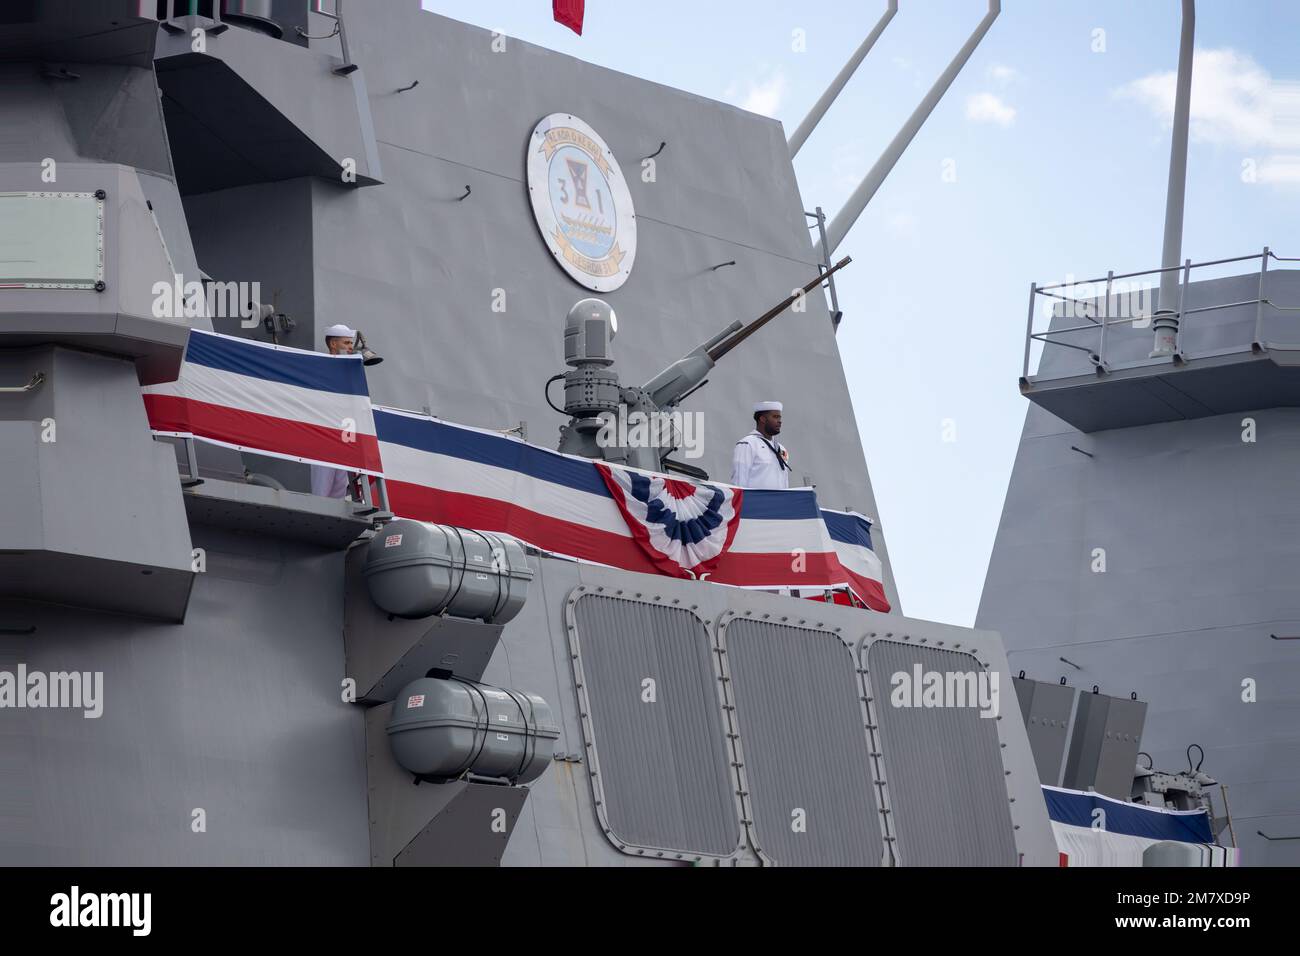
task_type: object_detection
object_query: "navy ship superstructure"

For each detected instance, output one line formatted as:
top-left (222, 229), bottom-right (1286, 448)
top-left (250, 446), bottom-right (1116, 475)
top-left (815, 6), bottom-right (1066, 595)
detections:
top-left (0, 0), bottom-right (1229, 867)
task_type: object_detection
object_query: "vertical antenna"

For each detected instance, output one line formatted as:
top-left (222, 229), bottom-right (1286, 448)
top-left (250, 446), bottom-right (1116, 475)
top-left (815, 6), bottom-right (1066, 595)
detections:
top-left (1151, 0), bottom-right (1196, 357)
top-left (788, 1), bottom-right (898, 158)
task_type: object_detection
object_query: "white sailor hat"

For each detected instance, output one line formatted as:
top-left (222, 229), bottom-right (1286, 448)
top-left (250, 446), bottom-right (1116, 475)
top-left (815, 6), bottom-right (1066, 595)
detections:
top-left (753, 401), bottom-right (783, 414)
top-left (323, 324), bottom-right (357, 339)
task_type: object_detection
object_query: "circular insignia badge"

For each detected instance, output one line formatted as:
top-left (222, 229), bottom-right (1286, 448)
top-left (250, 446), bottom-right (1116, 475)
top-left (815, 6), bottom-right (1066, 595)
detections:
top-left (527, 113), bottom-right (636, 292)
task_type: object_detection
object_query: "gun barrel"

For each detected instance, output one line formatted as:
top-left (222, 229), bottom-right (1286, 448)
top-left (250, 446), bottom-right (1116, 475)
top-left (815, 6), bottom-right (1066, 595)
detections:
top-left (701, 320), bottom-right (743, 354)
top-left (706, 256), bottom-right (852, 362)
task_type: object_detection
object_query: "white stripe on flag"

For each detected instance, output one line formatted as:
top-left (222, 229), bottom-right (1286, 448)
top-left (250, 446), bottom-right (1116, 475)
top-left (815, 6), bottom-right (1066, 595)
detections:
top-left (381, 440), bottom-right (850, 559)
top-left (730, 517), bottom-right (839, 555)
top-left (834, 540), bottom-right (884, 581)
top-left (379, 441), bottom-right (632, 537)
top-left (146, 362), bottom-right (377, 436)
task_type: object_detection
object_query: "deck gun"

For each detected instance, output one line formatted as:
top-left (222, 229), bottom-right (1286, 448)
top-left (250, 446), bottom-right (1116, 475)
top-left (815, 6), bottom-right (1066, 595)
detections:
top-left (550, 257), bottom-right (852, 474)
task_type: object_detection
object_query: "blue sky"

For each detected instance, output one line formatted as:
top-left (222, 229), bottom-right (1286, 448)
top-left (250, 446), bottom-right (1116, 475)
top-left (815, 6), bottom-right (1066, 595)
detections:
top-left (422, 0), bottom-right (1299, 625)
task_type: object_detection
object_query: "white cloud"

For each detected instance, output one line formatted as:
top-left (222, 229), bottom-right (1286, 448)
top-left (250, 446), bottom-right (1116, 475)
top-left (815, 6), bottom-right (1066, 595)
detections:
top-left (725, 68), bottom-right (788, 119)
top-left (965, 92), bottom-right (1016, 127)
top-left (987, 63), bottom-right (1021, 86)
top-left (1115, 48), bottom-right (1299, 151)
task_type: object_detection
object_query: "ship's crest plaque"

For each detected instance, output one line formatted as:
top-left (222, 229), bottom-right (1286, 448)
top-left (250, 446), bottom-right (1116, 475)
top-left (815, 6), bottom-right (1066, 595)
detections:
top-left (527, 113), bottom-right (636, 292)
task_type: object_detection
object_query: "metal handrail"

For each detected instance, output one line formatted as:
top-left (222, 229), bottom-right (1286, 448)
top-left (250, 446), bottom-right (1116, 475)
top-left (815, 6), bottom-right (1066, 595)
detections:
top-left (1028, 336), bottom-right (1096, 355)
top-left (1023, 248), bottom-right (1298, 380)
top-left (1035, 289), bottom-right (1103, 324)
top-left (307, 0), bottom-right (355, 74)
top-left (0, 372), bottom-right (43, 393)
top-left (1033, 322), bottom-right (1108, 336)
top-left (1034, 252), bottom-right (1266, 292)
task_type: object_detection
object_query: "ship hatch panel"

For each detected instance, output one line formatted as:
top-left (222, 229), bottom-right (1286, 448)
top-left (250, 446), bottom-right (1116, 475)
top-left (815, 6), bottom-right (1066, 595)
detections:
top-left (724, 619), bottom-right (884, 866)
top-left (867, 641), bottom-right (1017, 866)
top-left (571, 595), bottom-right (741, 859)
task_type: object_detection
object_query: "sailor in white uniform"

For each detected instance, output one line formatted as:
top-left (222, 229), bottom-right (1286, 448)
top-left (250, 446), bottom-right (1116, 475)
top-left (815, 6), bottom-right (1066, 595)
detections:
top-left (310, 324), bottom-right (358, 499)
top-left (730, 400), bottom-right (792, 489)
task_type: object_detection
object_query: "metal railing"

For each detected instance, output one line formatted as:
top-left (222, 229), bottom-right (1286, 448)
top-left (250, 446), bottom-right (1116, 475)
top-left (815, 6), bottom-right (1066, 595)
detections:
top-left (1022, 248), bottom-right (1300, 381)
top-left (175, 435), bottom-right (389, 514)
top-left (0, 373), bottom-right (43, 394)
top-left (806, 207), bottom-right (843, 330)
top-left (307, 0), bottom-right (356, 74)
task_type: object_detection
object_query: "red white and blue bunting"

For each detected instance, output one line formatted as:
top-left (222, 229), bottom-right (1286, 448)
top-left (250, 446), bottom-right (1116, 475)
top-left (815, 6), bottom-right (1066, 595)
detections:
top-left (595, 462), bottom-right (742, 579)
top-left (138, 330), bottom-right (890, 611)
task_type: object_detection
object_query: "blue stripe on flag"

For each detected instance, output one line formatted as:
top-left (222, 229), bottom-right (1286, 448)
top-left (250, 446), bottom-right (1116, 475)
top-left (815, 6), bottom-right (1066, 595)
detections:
top-left (375, 410), bottom-right (611, 497)
top-left (1043, 786), bottom-right (1214, 843)
top-left (185, 331), bottom-right (370, 396)
top-left (376, 410), bottom-right (841, 523)
top-left (741, 489), bottom-right (824, 520)
top-left (821, 509), bottom-right (874, 549)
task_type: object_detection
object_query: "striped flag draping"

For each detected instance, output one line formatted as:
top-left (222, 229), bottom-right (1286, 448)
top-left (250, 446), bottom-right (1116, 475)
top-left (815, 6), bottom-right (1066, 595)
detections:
top-left (374, 407), bottom-right (890, 611)
top-left (142, 330), bottom-right (382, 475)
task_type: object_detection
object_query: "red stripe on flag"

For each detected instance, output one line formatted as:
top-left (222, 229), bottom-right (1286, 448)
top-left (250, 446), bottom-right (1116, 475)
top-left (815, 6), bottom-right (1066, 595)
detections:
top-left (553, 0), bottom-right (584, 35)
top-left (385, 481), bottom-right (886, 607)
top-left (144, 394), bottom-right (383, 473)
top-left (389, 479), bottom-right (659, 573)
top-left (838, 567), bottom-right (891, 613)
top-left (709, 552), bottom-right (890, 610)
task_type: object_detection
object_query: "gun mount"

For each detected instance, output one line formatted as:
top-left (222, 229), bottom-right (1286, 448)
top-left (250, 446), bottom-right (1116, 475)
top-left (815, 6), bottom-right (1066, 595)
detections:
top-left (551, 258), bottom-right (852, 473)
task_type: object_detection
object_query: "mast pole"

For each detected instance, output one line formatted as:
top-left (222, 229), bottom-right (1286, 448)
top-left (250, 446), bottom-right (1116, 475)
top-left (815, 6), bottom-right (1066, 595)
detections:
top-left (819, 0), bottom-right (1001, 257)
top-left (788, 1), bottom-right (899, 158)
top-left (1151, 0), bottom-right (1196, 357)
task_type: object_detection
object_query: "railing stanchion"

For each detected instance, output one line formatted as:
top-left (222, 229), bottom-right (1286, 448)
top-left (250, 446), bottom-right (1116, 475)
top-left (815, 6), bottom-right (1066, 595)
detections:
top-left (1255, 246), bottom-right (1270, 347)
top-left (1099, 270), bottom-right (1113, 369)
top-left (181, 437), bottom-right (203, 487)
top-left (376, 477), bottom-right (391, 514)
top-left (1023, 282), bottom-right (1037, 380)
top-left (1175, 258), bottom-right (1191, 357)
top-left (335, 0), bottom-right (354, 72)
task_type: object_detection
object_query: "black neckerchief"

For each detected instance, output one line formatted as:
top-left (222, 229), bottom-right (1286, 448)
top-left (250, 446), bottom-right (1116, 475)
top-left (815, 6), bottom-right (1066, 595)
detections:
top-left (753, 432), bottom-right (790, 471)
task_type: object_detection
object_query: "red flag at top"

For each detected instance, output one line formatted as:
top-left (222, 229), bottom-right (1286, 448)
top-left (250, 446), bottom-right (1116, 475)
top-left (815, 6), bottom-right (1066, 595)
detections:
top-left (553, 0), bottom-right (584, 35)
